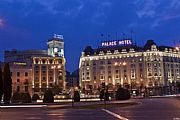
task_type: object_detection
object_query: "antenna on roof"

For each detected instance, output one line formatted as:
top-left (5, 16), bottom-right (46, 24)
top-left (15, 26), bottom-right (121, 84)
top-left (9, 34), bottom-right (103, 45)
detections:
top-left (123, 33), bottom-right (125, 40)
top-left (115, 32), bottom-right (117, 40)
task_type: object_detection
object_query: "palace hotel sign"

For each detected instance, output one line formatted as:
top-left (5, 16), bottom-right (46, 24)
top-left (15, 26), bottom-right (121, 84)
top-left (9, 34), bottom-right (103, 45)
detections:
top-left (101, 39), bottom-right (132, 47)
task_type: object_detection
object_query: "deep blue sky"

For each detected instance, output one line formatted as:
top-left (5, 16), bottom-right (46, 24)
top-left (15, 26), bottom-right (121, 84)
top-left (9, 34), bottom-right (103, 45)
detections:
top-left (0, 0), bottom-right (180, 72)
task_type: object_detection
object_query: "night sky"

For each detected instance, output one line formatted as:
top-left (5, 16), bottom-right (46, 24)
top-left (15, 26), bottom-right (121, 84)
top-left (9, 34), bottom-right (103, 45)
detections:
top-left (0, 0), bottom-right (180, 72)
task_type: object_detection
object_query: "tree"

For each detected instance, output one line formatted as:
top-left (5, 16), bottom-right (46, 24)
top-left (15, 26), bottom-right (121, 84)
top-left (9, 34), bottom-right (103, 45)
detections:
top-left (99, 89), bottom-right (104, 100)
top-left (0, 66), bottom-right (3, 102)
top-left (115, 87), bottom-right (131, 100)
top-left (11, 92), bottom-right (21, 103)
top-left (43, 90), bottom-right (54, 103)
top-left (32, 94), bottom-right (40, 102)
top-left (21, 93), bottom-right (31, 103)
top-left (52, 84), bottom-right (62, 95)
top-left (83, 46), bottom-right (94, 55)
top-left (177, 82), bottom-right (180, 93)
top-left (3, 63), bottom-right (12, 104)
top-left (74, 91), bottom-right (80, 102)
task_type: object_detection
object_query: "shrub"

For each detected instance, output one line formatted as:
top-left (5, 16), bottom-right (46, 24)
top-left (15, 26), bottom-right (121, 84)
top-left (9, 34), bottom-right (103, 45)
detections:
top-left (21, 93), bottom-right (31, 103)
top-left (104, 90), bottom-right (109, 101)
top-left (11, 92), bottom-right (21, 103)
top-left (115, 87), bottom-right (131, 100)
top-left (74, 91), bottom-right (80, 102)
top-left (43, 90), bottom-right (54, 103)
top-left (32, 94), bottom-right (40, 102)
top-left (99, 89), bottom-right (104, 100)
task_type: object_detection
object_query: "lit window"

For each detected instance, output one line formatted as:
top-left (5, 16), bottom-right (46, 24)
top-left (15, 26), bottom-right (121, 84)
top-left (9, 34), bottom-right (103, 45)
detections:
top-left (114, 62), bottom-right (118, 66)
top-left (122, 62), bottom-right (126, 66)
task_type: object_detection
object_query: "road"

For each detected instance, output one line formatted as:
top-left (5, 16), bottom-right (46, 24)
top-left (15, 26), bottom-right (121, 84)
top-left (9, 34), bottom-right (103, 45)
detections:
top-left (0, 98), bottom-right (179, 120)
top-left (108, 98), bottom-right (180, 120)
top-left (0, 107), bottom-right (118, 120)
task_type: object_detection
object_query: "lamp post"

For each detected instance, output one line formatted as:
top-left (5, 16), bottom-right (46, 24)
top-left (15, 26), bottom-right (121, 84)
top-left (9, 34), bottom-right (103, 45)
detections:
top-left (71, 78), bottom-right (74, 108)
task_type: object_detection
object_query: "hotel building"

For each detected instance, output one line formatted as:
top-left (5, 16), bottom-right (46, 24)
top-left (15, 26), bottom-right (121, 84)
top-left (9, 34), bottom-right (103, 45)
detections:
top-left (79, 40), bottom-right (180, 95)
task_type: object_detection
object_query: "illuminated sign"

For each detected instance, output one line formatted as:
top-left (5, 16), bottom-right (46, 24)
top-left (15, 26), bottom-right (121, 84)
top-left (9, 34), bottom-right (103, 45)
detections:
top-left (14, 62), bottom-right (27, 65)
top-left (101, 40), bottom-right (132, 47)
top-left (53, 34), bottom-right (64, 39)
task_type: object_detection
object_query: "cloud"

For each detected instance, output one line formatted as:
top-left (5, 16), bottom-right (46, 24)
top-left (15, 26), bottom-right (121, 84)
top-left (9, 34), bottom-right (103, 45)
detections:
top-left (0, 18), bottom-right (4, 27)
top-left (151, 0), bottom-right (180, 28)
top-left (133, 0), bottom-right (180, 28)
top-left (90, 1), bottom-right (112, 25)
top-left (134, 0), bottom-right (159, 18)
top-left (1, 0), bottom-right (113, 24)
top-left (170, 0), bottom-right (180, 9)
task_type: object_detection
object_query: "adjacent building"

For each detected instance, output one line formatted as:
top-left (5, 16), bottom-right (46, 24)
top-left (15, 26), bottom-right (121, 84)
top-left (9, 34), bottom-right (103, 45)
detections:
top-left (79, 40), bottom-right (180, 95)
top-left (4, 34), bottom-right (66, 96)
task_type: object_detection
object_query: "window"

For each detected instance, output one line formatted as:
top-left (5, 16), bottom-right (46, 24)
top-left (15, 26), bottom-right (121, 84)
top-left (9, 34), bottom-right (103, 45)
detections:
top-left (107, 60), bottom-right (111, 64)
top-left (59, 76), bottom-right (62, 80)
top-left (17, 86), bottom-right (20, 92)
top-left (49, 83), bottom-right (53, 87)
top-left (42, 60), bottom-right (46, 64)
top-left (35, 77), bottom-right (38, 81)
top-left (35, 66), bottom-right (39, 69)
top-left (86, 72), bottom-right (89, 75)
top-left (115, 75), bottom-right (119, 78)
top-left (25, 86), bottom-right (28, 92)
top-left (17, 79), bottom-right (20, 83)
top-left (25, 72), bottom-right (28, 77)
top-left (42, 83), bottom-right (46, 88)
top-left (154, 63), bottom-right (157, 67)
top-left (35, 59), bottom-right (38, 64)
top-left (17, 72), bottom-right (20, 77)
top-left (59, 59), bottom-right (62, 64)
top-left (42, 77), bottom-right (46, 81)
top-left (49, 60), bottom-right (53, 64)
top-left (100, 66), bottom-right (104, 69)
top-left (139, 63), bottom-right (142, 67)
top-left (42, 66), bottom-right (46, 69)
top-left (100, 75), bottom-right (104, 79)
top-left (86, 61), bottom-right (90, 66)
top-left (100, 61), bottom-right (104, 65)
top-left (115, 70), bottom-right (119, 73)
top-left (93, 61), bottom-right (96, 65)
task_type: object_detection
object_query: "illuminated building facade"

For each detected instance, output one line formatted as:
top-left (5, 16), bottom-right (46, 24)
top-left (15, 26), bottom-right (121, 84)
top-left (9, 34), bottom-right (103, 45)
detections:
top-left (10, 62), bottom-right (32, 94)
top-left (79, 40), bottom-right (180, 95)
top-left (32, 34), bottom-right (66, 95)
top-left (4, 34), bottom-right (66, 96)
top-left (32, 57), bottom-right (66, 95)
